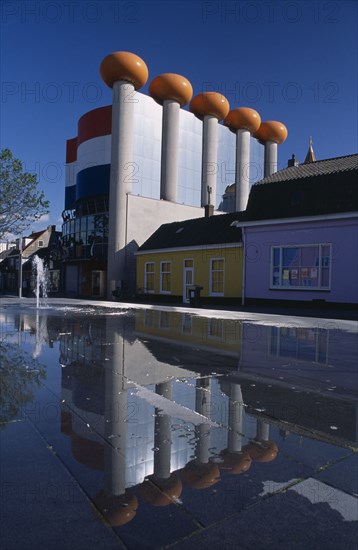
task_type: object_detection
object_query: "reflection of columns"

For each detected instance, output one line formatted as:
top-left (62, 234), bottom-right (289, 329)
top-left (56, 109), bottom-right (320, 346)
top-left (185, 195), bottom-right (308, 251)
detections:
top-left (153, 381), bottom-right (173, 479)
top-left (100, 51), bottom-right (148, 297)
top-left (243, 416), bottom-right (279, 463)
top-left (254, 121), bottom-right (288, 178)
top-left (195, 377), bottom-right (211, 464)
top-left (257, 419), bottom-right (270, 442)
top-left (190, 92), bottom-right (230, 208)
top-left (140, 379), bottom-right (182, 506)
top-left (227, 383), bottom-right (243, 453)
top-left (224, 107), bottom-right (261, 211)
top-left (149, 73), bottom-right (193, 202)
top-left (220, 382), bottom-right (251, 475)
top-left (94, 315), bottom-right (138, 525)
top-left (180, 377), bottom-right (220, 489)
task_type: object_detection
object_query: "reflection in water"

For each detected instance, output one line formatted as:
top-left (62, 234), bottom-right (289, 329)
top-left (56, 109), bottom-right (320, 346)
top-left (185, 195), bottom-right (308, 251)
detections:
top-left (1, 307), bottom-right (357, 528)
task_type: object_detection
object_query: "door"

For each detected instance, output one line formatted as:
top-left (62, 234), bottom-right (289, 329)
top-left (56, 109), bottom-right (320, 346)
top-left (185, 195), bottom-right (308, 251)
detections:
top-left (183, 259), bottom-right (194, 303)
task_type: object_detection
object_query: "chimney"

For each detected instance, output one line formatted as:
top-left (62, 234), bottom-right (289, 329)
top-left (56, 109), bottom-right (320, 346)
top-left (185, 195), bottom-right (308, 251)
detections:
top-left (204, 204), bottom-right (214, 217)
top-left (287, 154), bottom-right (299, 167)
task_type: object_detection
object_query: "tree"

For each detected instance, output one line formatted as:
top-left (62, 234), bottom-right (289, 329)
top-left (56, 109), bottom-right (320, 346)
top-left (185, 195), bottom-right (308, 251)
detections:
top-left (0, 148), bottom-right (50, 240)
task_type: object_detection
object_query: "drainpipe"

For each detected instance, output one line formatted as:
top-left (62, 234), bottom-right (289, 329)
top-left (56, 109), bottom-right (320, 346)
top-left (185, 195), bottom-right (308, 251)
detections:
top-left (241, 226), bottom-right (245, 306)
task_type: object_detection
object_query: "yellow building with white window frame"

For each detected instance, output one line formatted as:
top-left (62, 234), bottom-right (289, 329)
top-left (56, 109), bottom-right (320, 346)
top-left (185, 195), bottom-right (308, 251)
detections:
top-left (136, 213), bottom-right (243, 305)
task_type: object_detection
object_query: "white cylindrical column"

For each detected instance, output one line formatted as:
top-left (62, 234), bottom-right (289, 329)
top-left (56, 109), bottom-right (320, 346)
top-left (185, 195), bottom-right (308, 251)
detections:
top-left (201, 116), bottom-right (218, 206)
top-left (224, 107), bottom-right (261, 212)
top-left (150, 73), bottom-right (193, 203)
top-left (190, 92), bottom-right (230, 209)
top-left (235, 129), bottom-right (251, 211)
top-left (100, 51), bottom-right (148, 299)
top-left (195, 377), bottom-right (211, 464)
top-left (254, 120), bottom-right (288, 179)
top-left (161, 100), bottom-right (180, 202)
top-left (257, 419), bottom-right (270, 442)
top-left (107, 80), bottom-right (135, 296)
top-left (264, 140), bottom-right (278, 177)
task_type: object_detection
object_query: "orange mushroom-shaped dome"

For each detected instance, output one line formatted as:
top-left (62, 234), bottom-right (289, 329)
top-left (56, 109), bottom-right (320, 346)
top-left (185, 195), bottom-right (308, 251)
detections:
top-left (254, 121), bottom-right (288, 144)
top-left (180, 461), bottom-right (220, 489)
top-left (149, 73), bottom-right (193, 107)
top-left (93, 490), bottom-right (138, 526)
top-left (100, 51), bottom-right (148, 89)
top-left (243, 440), bottom-right (279, 463)
top-left (224, 107), bottom-right (261, 134)
top-left (219, 450), bottom-right (252, 475)
top-left (139, 475), bottom-right (182, 506)
top-left (189, 92), bottom-right (230, 121)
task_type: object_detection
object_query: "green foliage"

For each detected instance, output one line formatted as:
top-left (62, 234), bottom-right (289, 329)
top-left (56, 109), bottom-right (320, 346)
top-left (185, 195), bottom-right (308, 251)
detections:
top-left (0, 148), bottom-right (50, 239)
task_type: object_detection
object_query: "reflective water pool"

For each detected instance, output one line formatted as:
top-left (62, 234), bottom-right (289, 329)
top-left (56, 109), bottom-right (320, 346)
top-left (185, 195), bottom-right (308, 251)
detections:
top-left (1, 301), bottom-right (357, 549)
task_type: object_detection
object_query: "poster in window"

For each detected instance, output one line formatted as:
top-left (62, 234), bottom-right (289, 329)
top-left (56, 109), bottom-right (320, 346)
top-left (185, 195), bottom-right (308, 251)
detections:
top-left (291, 269), bottom-right (298, 280)
top-left (310, 267), bottom-right (318, 278)
top-left (282, 269), bottom-right (290, 286)
top-left (301, 268), bottom-right (309, 278)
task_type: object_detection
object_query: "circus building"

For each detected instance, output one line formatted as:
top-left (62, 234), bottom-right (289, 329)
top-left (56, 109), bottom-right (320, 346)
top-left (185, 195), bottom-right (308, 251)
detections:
top-left (62, 51), bottom-right (287, 299)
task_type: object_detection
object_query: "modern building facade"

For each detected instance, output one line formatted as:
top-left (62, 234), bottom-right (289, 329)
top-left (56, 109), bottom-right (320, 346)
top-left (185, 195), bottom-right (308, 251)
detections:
top-left (62, 51), bottom-right (289, 299)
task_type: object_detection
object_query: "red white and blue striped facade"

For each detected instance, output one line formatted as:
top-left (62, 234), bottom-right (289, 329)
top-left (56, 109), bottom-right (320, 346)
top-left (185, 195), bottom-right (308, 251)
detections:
top-left (65, 91), bottom-right (264, 212)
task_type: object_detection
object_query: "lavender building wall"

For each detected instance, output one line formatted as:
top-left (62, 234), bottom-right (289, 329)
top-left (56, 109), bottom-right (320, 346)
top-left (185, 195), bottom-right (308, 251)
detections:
top-left (243, 215), bottom-right (358, 305)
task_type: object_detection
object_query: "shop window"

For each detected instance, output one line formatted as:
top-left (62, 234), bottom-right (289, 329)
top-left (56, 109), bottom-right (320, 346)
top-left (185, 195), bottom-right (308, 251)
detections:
top-left (160, 261), bottom-right (171, 293)
top-left (210, 258), bottom-right (224, 295)
top-left (271, 244), bottom-right (331, 290)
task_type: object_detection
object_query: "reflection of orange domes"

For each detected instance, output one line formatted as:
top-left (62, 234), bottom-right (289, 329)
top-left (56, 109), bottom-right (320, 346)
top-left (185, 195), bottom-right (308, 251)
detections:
top-left (180, 461), bottom-right (220, 489)
top-left (71, 434), bottom-right (104, 471)
top-left (254, 121), bottom-right (288, 144)
top-left (94, 490), bottom-right (138, 526)
top-left (61, 411), bottom-right (73, 435)
top-left (100, 51), bottom-right (148, 89)
top-left (224, 107), bottom-right (261, 134)
top-left (220, 450), bottom-right (252, 474)
top-left (139, 475), bottom-right (182, 506)
top-left (243, 440), bottom-right (279, 463)
top-left (149, 74), bottom-right (193, 107)
top-left (189, 92), bottom-right (230, 120)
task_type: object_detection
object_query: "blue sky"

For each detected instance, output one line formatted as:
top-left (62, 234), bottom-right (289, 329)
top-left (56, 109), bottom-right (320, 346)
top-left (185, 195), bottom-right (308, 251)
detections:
top-left (1, 0), bottom-right (357, 233)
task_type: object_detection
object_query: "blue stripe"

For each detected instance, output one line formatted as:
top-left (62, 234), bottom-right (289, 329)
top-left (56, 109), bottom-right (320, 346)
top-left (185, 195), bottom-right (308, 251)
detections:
top-left (65, 186), bottom-right (76, 209)
top-left (76, 164), bottom-right (110, 201)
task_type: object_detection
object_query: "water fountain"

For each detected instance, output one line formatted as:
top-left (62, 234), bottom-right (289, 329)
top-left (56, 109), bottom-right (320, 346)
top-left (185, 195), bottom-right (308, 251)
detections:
top-left (32, 255), bottom-right (48, 309)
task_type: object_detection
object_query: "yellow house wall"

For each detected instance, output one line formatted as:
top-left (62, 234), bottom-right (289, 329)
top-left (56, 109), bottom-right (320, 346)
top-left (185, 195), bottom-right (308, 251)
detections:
top-left (136, 245), bottom-right (242, 298)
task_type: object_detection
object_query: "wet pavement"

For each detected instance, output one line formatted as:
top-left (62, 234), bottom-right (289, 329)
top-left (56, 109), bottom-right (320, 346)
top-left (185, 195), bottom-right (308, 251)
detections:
top-left (1, 298), bottom-right (357, 549)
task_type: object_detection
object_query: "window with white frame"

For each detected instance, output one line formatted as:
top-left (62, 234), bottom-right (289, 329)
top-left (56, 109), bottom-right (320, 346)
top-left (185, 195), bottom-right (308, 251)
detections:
top-left (144, 262), bottom-right (155, 292)
top-left (160, 261), bottom-right (172, 293)
top-left (271, 244), bottom-right (331, 290)
top-left (210, 258), bottom-right (224, 295)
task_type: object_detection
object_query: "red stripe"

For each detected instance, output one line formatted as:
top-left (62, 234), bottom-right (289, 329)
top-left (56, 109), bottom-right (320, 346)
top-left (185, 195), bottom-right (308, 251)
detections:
top-left (66, 137), bottom-right (78, 163)
top-left (77, 105), bottom-right (112, 146)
